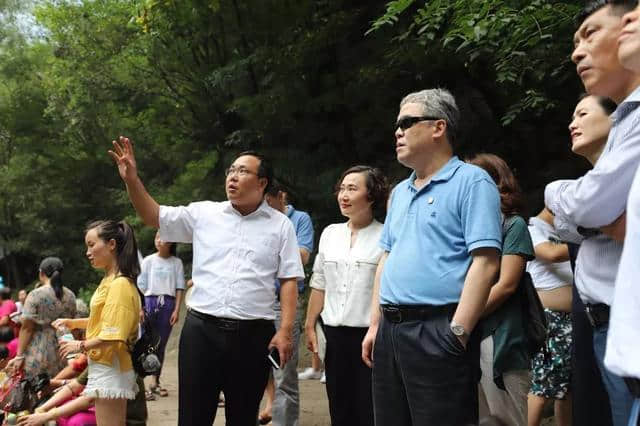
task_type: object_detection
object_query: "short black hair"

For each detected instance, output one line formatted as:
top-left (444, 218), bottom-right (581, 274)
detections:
top-left (237, 150), bottom-right (273, 195)
top-left (0, 288), bottom-right (11, 301)
top-left (578, 0), bottom-right (638, 26)
top-left (265, 178), bottom-right (286, 198)
top-left (0, 327), bottom-right (13, 343)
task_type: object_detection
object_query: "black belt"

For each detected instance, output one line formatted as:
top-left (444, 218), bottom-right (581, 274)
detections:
top-left (584, 303), bottom-right (610, 328)
top-left (187, 308), bottom-right (273, 331)
top-left (380, 304), bottom-right (455, 324)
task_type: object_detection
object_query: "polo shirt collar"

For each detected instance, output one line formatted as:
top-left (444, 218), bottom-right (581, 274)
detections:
top-left (223, 200), bottom-right (273, 218)
top-left (286, 205), bottom-right (295, 218)
top-left (408, 156), bottom-right (462, 190)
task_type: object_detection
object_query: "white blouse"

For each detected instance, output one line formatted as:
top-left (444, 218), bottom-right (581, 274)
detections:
top-left (310, 220), bottom-right (384, 327)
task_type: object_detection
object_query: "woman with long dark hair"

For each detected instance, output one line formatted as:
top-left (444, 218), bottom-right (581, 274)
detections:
top-left (466, 153), bottom-right (535, 426)
top-left (7, 257), bottom-right (76, 379)
top-left (53, 220), bottom-right (142, 426)
top-left (304, 165), bottom-right (388, 426)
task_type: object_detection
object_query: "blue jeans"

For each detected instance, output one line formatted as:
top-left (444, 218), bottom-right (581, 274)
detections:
top-left (593, 324), bottom-right (635, 426)
top-left (629, 399), bottom-right (640, 426)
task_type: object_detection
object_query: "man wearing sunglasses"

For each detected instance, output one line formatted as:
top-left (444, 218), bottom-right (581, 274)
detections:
top-left (108, 137), bottom-right (304, 426)
top-left (361, 88), bottom-right (502, 425)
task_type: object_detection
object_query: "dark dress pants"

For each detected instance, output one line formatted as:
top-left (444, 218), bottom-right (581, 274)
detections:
top-left (571, 285), bottom-right (613, 426)
top-left (323, 325), bottom-right (373, 426)
top-left (178, 310), bottom-right (275, 426)
top-left (372, 308), bottom-right (480, 426)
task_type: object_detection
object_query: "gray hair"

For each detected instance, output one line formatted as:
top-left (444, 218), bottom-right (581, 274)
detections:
top-left (400, 88), bottom-right (460, 148)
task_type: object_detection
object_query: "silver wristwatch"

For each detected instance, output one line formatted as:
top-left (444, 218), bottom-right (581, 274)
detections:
top-left (450, 320), bottom-right (468, 338)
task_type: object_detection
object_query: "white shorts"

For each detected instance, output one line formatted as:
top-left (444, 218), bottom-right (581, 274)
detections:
top-left (82, 357), bottom-right (137, 400)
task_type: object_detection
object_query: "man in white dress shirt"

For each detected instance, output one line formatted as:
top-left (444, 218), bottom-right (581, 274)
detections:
top-left (604, 2), bottom-right (640, 424)
top-left (545, 1), bottom-right (640, 424)
top-left (109, 137), bottom-right (304, 426)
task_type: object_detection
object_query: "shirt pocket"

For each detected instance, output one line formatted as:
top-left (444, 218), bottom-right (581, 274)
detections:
top-left (321, 260), bottom-right (340, 292)
top-left (352, 260), bottom-right (378, 291)
top-left (247, 236), bottom-right (279, 271)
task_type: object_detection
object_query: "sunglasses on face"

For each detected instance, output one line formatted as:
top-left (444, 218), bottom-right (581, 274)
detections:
top-left (395, 115), bottom-right (442, 131)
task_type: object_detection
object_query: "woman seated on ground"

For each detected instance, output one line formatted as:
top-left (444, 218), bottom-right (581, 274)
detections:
top-left (17, 368), bottom-right (96, 426)
top-left (48, 354), bottom-right (88, 390)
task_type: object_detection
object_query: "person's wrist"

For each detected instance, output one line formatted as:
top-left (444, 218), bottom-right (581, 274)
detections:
top-left (124, 173), bottom-right (141, 186)
top-left (279, 322), bottom-right (294, 334)
top-left (47, 407), bottom-right (59, 420)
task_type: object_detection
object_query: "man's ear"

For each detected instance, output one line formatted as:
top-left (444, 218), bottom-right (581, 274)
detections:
top-left (432, 119), bottom-right (447, 140)
top-left (258, 177), bottom-right (268, 192)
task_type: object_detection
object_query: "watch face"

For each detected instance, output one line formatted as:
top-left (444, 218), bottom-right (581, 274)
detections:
top-left (451, 325), bottom-right (465, 336)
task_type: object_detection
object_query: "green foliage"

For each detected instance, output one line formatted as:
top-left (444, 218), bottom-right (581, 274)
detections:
top-left (0, 0), bottom-right (596, 296)
top-left (369, 0), bottom-right (580, 124)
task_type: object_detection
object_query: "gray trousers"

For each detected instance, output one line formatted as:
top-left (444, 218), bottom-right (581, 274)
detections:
top-left (272, 299), bottom-right (301, 426)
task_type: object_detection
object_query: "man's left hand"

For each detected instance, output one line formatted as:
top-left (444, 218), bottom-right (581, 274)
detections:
top-left (268, 329), bottom-right (293, 368)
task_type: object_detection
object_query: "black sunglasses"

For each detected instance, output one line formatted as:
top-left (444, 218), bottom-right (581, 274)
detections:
top-left (395, 115), bottom-right (442, 131)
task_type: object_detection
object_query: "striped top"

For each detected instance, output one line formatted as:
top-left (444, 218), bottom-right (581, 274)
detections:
top-left (545, 86), bottom-right (640, 305)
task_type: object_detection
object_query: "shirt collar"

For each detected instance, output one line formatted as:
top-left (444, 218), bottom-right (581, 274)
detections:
top-left (222, 200), bottom-right (273, 218)
top-left (286, 205), bottom-right (295, 218)
top-left (613, 85), bottom-right (640, 122)
top-left (408, 156), bottom-right (462, 190)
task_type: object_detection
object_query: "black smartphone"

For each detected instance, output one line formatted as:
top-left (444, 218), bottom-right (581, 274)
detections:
top-left (267, 347), bottom-right (281, 369)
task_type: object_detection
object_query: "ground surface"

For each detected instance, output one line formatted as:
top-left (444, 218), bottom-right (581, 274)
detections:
top-left (144, 308), bottom-right (554, 425)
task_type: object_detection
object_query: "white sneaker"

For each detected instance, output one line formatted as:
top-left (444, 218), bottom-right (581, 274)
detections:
top-left (320, 372), bottom-right (326, 383)
top-left (298, 367), bottom-right (322, 380)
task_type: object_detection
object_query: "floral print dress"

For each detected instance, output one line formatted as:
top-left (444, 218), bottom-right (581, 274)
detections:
top-left (21, 285), bottom-right (76, 379)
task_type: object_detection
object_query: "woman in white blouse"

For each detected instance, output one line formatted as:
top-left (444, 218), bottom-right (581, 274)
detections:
top-left (304, 165), bottom-right (388, 426)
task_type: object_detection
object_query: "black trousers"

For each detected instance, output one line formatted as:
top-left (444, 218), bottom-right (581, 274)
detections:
top-left (372, 306), bottom-right (480, 426)
top-left (571, 285), bottom-right (613, 426)
top-left (177, 310), bottom-right (275, 426)
top-left (323, 325), bottom-right (373, 426)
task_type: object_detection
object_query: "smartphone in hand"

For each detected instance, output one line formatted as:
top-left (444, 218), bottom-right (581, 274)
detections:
top-left (267, 347), bottom-right (281, 369)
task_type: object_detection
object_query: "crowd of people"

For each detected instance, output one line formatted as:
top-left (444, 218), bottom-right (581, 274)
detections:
top-left (1, 0), bottom-right (640, 425)
top-left (0, 221), bottom-right (149, 425)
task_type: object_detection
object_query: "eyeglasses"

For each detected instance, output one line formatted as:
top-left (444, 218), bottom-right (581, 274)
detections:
top-left (225, 166), bottom-right (259, 177)
top-left (395, 116), bottom-right (442, 131)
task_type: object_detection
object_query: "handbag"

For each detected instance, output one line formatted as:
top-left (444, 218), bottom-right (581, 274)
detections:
top-left (130, 289), bottom-right (162, 377)
top-left (0, 372), bottom-right (36, 414)
top-left (502, 216), bottom-right (548, 357)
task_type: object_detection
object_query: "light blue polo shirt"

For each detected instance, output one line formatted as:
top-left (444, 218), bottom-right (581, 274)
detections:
top-left (380, 156), bottom-right (502, 305)
top-left (276, 205), bottom-right (314, 294)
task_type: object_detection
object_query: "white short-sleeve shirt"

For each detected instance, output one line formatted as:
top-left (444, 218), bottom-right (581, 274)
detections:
top-left (310, 220), bottom-right (384, 327)
top-left (158, 200), bottom-right (305, 320)
top-left (526, 217), bottom-right (573, 291)
top-left (137, 254), bottom-right (185, 297)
